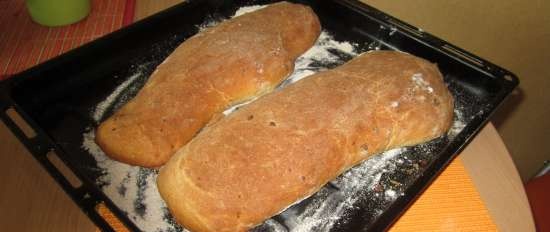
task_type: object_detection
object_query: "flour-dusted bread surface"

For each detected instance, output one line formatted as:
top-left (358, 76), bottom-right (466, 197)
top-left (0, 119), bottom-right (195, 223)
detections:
top-left (157, 51), bottom-right (454, 232)
top-left (95, 2), bottom-right (320, 167)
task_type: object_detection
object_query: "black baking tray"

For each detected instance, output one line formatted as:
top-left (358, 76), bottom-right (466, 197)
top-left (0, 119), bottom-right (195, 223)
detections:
top-left (0, 0), bottom-right (518, 231)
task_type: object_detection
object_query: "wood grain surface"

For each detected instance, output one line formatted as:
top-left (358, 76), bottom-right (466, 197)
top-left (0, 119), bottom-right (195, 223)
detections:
top-left (461, 124), bottom-right (535, 232)
top-left (0, 122), bottom-right (96, 232)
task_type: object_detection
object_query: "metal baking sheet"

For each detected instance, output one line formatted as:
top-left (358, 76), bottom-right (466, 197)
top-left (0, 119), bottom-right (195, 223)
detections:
top-left (0, 0), bottom-right (518, 231)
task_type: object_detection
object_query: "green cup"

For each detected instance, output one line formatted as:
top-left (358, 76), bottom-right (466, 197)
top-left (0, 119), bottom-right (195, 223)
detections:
top-left (26, 0), bottom-right (91, 27)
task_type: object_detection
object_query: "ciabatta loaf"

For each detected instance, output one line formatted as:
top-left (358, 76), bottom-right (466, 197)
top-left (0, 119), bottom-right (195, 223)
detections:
top-left (95, 2), bottom-right (321, 167)
top-left (157, 51), bottom-right (454, 232)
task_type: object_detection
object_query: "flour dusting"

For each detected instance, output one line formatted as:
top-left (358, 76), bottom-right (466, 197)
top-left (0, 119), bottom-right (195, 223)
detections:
top-left (449, 109), bottom-right (466, 137)
top-left (283, 31), bottom-right (357, 85)
top-left (411, 73), bottom-right (434, 93)
top-left (197, 19), bottom-right (219, 32)
top-left (222, 98), bottom-right (254, 115)
top-left (384, 189), bottom-right (397, 200)
top-left (233, 5), bottom-right (267, 17)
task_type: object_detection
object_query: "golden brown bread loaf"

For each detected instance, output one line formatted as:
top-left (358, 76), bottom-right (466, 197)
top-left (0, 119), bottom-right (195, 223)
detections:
top-left (157, 51), bottom-right (454, 232)
top-left (95, 2), bottom-right (321, 167)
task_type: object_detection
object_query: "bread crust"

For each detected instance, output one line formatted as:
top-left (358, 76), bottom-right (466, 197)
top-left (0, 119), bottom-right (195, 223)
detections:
top-left (157, 51), bottom-right (454, 232)
top-left (95, 2), bottom-right (321, 167)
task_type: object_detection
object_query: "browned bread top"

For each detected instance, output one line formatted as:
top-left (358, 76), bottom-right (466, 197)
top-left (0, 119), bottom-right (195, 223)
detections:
top-left (95, 2), bottom-right (321, 167)
top-left (157, 51), bottom-right (454, 232)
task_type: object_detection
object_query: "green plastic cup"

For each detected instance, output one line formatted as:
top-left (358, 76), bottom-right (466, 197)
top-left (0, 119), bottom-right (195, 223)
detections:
top-left (26, 0), bottom-right (91, 27)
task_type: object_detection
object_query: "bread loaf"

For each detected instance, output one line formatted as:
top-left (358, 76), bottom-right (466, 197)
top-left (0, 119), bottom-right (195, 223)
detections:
top-left (95, 2), bottom-right (321, 167)
top-left (157, 51), bottom-right (454, 232)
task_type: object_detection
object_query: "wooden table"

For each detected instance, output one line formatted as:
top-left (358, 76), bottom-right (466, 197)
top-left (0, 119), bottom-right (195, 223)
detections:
top-left (0, 1), bottom-right (535, 231)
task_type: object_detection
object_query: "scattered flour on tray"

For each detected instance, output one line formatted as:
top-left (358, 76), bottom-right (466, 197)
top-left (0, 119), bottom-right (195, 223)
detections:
top-left (83, 131), bottom-right (183, 231)
top-left (284, 31), bottom-right (357, 85)
top-left (449, 109), bottom-right (466, 137)
top-left (271, 148), bottom-right (404, 232)
top-left (384, 189), bottom-right (397, 201)
top-left (233, 5), bottom-right (267, 17)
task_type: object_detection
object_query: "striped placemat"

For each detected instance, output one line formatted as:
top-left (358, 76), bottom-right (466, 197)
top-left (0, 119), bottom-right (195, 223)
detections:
top-left (390, 157), bottom-right (497, 231)
top-left (0, 0), bottom-right (135, 79)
